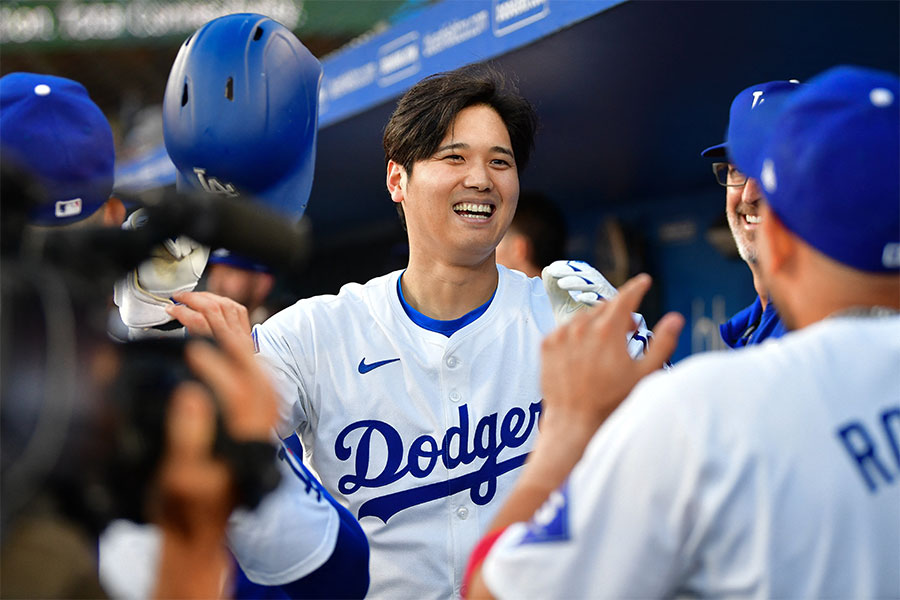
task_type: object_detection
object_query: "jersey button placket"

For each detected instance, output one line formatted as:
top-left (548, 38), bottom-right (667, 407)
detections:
top-left (449, 390), bottom-right (461, 402)
top-left (456, 506), bottom-right (469, 520)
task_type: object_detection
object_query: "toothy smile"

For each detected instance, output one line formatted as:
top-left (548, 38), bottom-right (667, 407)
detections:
top-left (744, 214), bottom-right (762, 225)
top-left (453, 202), bottom-right (495, 220)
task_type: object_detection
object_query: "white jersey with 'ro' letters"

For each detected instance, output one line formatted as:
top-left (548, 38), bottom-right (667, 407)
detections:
top-left (484, 315), bottom-right (900, 599)
top-left (253, 265), bottom-right (650, 599)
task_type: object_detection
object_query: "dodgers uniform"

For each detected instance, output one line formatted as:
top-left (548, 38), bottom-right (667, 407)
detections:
top-left (720, 295), bottom-right (787, 348)
top-left (483, 314), bottom-right (900, 599)
top-left (253, 264), bottom-right (649, 599)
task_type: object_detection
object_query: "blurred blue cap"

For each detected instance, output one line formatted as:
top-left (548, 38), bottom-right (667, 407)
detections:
top-left (208, 248), bottom-right (271, 273)
top-left (701, 80), bottom-right (803, 167)
top-left (0, 72), bottom-right (115, 225)
top-left (740, 65), bottom-right (900, 272)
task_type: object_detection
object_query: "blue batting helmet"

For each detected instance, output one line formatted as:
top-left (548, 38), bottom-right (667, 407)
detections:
top-left (162, 13), bottom-right (322, 221)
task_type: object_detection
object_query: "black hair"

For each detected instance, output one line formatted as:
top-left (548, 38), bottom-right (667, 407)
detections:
top-left (510, 191), bottom-right (568, 268)
top-left (383, 64), bottom-right (538, 229)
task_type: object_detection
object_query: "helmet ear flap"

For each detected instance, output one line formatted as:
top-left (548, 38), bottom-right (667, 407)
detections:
top-left (162, 13), bottom-right (322, 222)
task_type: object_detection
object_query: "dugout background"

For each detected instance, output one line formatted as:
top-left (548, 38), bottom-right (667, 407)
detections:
top-left (3, 0), bottom-right (898, 361)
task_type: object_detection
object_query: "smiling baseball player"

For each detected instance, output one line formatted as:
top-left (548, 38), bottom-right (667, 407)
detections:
top-left (701, 80), bottom-right (802, 348)
top-left (171, 64), bottom-right (651, 599)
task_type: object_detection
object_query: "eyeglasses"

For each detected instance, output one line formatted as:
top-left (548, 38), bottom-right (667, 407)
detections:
top-left (712, 162), bottom-right (748, 187)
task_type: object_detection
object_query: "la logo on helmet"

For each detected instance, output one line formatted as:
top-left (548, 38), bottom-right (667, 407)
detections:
top-left (194, 167), bottom-right (238, 196)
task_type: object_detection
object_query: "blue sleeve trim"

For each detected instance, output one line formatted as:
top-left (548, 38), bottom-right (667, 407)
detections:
top-left (279, 504), bottom-right (370, 599)
top-left (232, 437), bottom-right (370, 599)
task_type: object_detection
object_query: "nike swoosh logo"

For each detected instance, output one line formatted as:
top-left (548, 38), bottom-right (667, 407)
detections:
top-left (358, 357), bottom-right (400, 374)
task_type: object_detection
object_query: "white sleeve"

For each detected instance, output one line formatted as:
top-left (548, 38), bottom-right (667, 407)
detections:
top-left (483, 372), bottom-right (699, 599)
top-left (99, 520), bottom-right (161, 600)
top-left (226, 445), bottom-right (340, 585)
top-left (252, 320), bottom-right (311, 439)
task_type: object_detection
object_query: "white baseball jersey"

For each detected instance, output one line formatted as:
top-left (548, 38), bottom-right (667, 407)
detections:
top-left (484, 315), bottom-right (900, 599)
top-left (226, 447), bottom-right (341, 585)
top-left (253, 265), bottom-right (651, 599)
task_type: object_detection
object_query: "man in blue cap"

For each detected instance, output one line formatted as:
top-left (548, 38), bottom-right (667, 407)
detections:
top-left (204, 250), bottom-right (277, 324)
top-left (700, 80), bottom-right (801, 348)
top-left (466, 64), bottom-right (899, 599)
top-left (0, 72), bottom-right (126, 231)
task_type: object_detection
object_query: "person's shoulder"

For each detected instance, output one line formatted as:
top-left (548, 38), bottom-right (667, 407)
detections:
top-left (260, 271), bottom-right (399, 332)
top-left (495, 264), bottom-right (554, 324)
top-left (636, 314), bottom-right (900, 405)
top-left (784, 312), bottom-right (900, 365)
top-left (610, 315), bottom-right (900, 475)
top-left (285, 271), bottom-right (398, 311)
top-left (497, 263), bottom-right (547, 299)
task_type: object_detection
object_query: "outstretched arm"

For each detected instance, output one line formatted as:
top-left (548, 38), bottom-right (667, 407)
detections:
top-left (169, 290), bottom-right (372, 598)
top-left (465, 274), bottom-right (683, 599)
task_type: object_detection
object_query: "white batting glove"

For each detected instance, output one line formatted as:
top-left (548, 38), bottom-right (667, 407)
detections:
top-left (114, 209), bottom-right (209, 338)
top-left (542, 260), bottom-right (653, 359)
top-left (542, 260), bottom-right (619, 319)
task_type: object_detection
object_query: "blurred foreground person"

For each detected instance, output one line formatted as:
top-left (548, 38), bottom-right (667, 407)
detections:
top-left (0, 167), bottom-right (280, 599)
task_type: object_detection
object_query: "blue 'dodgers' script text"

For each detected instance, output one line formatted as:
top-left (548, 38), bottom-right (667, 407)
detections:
top-left (335, 401), bottom-right (542, 522)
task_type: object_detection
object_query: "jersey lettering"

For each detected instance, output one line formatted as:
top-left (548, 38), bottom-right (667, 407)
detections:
top-left (335, 401), bottom-right (542, 522)
top-left (836, 405), bottom-right (900, 492)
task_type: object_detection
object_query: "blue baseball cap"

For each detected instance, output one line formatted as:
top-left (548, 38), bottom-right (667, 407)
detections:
top-left (737, 65), bottom-right (900, 272)
top-left (701, 80), bottom-right (803, 166)
top-left (0, 72), bottom-right (115, 225)
top-left (208, 248), bottom-right (271, 273)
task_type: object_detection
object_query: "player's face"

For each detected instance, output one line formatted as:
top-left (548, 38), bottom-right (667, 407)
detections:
top-left (391, 104), bottom-right (519, 266)
top-left (205, 263), bottom-right (273, 313)
top-left (725, 167), bottom-right (763, 265)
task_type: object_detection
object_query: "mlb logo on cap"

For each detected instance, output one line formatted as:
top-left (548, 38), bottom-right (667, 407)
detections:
top-left (884, 243), bottom-right (900, 269)
top-left (55, 198), bottom-right (84, 218)
top-left (0, 72), bottom-right (114, 225)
